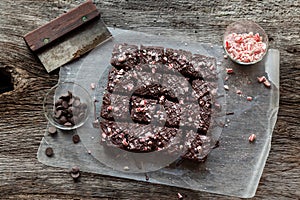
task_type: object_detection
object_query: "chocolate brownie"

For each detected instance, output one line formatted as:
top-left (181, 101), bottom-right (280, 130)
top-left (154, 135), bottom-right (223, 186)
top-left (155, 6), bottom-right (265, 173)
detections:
top-left (140, 45), bottom-right (165, 65)
top-left (130, 96), bottom-right (158, 124)
top-left (155, 99), bottom-right (182, 128)
top-left (191, 79), bottom-right (211, 101)
top-left (181, 130), bottom-right (211, 162)
top-left (161, 73), bottom-right (192, 101)
top-left (100, 43), bottom-right (215, 163)
top-left (100, 93), bottom-right (131, 121)
top-left (164, 48), bottom-right (202, 79)
top-left (107, 67), bottom-right (164, 97)
top-left (190, 54), bottom-right (217, 81)
top-left (179, 101), bottom-right (211, 134)
top-left (100, 120), bottom-right (182, 152)
top-left (110, 43), bottom-right (139, 70)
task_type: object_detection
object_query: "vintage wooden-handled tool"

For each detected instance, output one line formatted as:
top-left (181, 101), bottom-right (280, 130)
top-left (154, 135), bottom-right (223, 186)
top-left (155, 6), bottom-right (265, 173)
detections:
top-left (23, 0), bottom-right (112, 72)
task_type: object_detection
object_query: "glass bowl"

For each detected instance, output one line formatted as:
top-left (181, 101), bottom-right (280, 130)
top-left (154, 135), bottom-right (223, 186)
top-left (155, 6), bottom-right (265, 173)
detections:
top-left (223, 20), bottom-right (269, 65)
top-left (43, 81), bottom-right (92, 130)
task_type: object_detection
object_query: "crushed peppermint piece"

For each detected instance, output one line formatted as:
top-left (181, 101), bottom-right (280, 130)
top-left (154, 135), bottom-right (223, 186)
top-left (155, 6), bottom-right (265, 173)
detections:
top-left (177, 193), bottom-right (183, 199)
top-left (257, 76), bottom-right (267, 83)
top-left (249, 134), bottom-right (256, 143)
top-left (247, 96), bottom-right (253, 101)
top-left (226, 68), bottom-right (234, 74)
top-left (90, 83), bottom-right (96, 89)
top-left (263, 79), bottom-right (271, 88)
top-left (224, 85), bottom-right (229, 90)
top-left (236, 90), bottom-right (242, 94)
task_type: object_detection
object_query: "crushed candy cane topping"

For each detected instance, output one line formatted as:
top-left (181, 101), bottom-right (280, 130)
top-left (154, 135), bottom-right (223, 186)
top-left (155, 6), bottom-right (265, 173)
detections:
top-left (225, 32), bottom-right (267, 63)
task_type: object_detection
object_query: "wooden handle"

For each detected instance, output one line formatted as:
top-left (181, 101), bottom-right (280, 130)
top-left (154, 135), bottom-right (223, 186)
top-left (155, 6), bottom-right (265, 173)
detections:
top-left (24, 0), bottom-right (100, 52)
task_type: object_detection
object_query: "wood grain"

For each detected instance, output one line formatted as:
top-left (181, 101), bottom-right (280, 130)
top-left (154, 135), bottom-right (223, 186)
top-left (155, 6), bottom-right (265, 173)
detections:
top-left (0, 0), bottom-right (299, 199)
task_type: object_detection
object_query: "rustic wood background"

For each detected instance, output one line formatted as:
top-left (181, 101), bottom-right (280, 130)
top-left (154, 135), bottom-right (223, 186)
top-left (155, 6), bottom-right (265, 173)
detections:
top-left (0, 0), bottom-right (299, 199)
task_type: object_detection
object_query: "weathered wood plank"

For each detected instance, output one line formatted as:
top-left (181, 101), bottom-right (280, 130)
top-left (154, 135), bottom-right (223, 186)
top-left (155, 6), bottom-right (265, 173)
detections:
top-left (0, 0), bottom-right (299, 199)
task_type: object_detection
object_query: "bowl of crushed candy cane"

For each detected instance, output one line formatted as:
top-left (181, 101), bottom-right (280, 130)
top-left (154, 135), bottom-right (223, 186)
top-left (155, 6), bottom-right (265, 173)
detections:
top-left (223, 20), bottom-right (269, 65)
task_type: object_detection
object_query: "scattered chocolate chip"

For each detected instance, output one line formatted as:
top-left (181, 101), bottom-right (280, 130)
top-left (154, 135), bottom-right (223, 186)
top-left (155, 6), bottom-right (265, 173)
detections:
top-left (145, 173), bottom-right (149, 181)
top-left (71, 172), bottom-right (80, 179)
top-left (71, 166), bottom-right (80, 174)
top-left (48, 126), bottom-right (57, 135)
top-left (45, 147), bottom-right (54, 157)
top-left (72, 134), bottom-right (80, 144)
top-left (70, 166), bottom-right (81, 180)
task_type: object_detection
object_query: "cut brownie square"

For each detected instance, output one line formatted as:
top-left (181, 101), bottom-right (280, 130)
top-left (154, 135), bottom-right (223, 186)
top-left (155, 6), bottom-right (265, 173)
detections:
top-left (100, 120), bottom-right (182, 152)
top-left (110, 43), bottom-right (139, 70)
top-left (190, 54), bottom-right (217, 81)
top-left (156, 99), bottom-right (182, 128)
top-left (130, 96), bottom-right (158, 124)
top-left (100, 93), bottom-right (131, 121)
top-left (179, 101), bottom-right (211, 135)
top-left (161, 73), bottom-right (192, 102)
top-left (191, 79), bottom-right (211, 101)
top-left (181, 130), bottom-right (211, 162)
top-left (107, 67), bottom-right (127, 93)
top-left (164, 48), bottom-right (202, 79)
top-left (140, 45), bottom-right (165, 64)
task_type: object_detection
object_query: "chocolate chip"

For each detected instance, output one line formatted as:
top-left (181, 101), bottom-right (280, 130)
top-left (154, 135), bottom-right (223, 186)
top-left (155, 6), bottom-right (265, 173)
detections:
top-left (71, 166), bottom-right (80, 174)
top-left (48, 126), bottom-right (57, 135)
top-left (72, 134), bottom-right (80, 144)
top-left (54, 110), bottom-right (62, 118)
top-left (59, 116), bottom-right (67, 124)
top-left (45, 147), bottom-right (54, 157)
top-left (71, 172), bottom-right (80, 179)
top-left (68, 98), bottom-right (74, 106)
top-left (55, 99), bottom-right (63, 106)
top-left (73, 99), bottom-right (81, 107)
top-left (62, 101), bottom-right (69, 109)
top-left (70, 166), bottom-right (80, 180)
top-left (64, 122), bottom-right (72, 126)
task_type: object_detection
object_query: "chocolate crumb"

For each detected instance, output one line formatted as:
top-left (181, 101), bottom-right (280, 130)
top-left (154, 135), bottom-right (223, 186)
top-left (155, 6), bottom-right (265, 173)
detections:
top-left (48, 126), bottom-right (57, 135)
top-left (45, 147), bottom-right (54, 157)
top-left (72, 134), bottom-right (80, 144)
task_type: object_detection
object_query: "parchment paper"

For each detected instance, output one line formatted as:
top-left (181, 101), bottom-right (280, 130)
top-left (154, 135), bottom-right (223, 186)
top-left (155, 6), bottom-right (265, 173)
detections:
top-left (37, 28), bottom-right (279, 198)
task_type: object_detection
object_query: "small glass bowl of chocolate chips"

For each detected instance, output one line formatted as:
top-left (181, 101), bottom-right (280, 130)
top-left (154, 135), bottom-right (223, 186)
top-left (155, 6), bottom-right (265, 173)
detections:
top-left (43, 82), bottom-right (92, 130)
